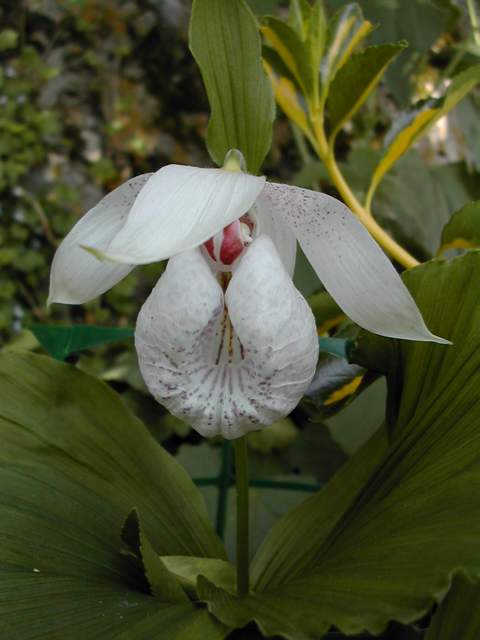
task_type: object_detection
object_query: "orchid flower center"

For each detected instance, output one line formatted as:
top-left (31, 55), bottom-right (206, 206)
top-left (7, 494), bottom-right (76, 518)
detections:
top-left (203, 214), bottom-right (255, 269)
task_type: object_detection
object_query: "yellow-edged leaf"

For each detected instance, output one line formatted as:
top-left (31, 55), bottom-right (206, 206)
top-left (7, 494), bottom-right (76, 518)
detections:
top-left (261, 17), bottom-right (314, 99)
top-left (324, 375), bottom-right (364, 407)
top-left (264, 62), bottom-right (311, 137)
top-left (366, 65), bottom-right (480, 207)
top-left (322, 4), bottom-right (373, 91)
top-left (327, 42), bottom-right (407, 142)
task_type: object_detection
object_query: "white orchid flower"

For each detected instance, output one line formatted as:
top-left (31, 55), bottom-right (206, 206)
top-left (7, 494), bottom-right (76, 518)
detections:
top-left (49, 150), bottom-right (447, 439)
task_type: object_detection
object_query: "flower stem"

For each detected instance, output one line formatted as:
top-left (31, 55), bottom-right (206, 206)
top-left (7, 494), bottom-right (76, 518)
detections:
top-left (215, 441), bottom-right (232, 538)
top-left (310, 117), bottom-right (420, 269)
top-left (234, 436), bottom-right (250, 596)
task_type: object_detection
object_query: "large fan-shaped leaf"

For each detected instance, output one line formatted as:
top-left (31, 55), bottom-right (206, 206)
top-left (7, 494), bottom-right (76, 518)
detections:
top-left (0, 352), bottom-right (226, 638)
top-left (200, 253), bottom-right (480, 639)
top-left (0, 575), bottom-right (227, 640)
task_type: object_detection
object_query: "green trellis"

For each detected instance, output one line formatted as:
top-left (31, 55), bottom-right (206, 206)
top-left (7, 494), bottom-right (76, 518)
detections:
top-left (194, 440), bottom-right (320, 538)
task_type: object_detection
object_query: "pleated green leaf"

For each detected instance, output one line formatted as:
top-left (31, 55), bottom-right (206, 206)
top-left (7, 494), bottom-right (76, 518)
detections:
top-left (0, 352), bottom-right (227, 639)
top-left (201, 253), bottom-right (480, 639)
top-left (189, 0), bottom-right (275, 174)
top-left (425, 573), bottom-right (480, 640)
top-left (0, 576), bottom-right (227, 640)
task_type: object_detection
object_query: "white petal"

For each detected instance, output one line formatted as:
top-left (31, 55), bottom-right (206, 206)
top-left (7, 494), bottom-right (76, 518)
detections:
top-left (135, 236), bottom-right (318, 439)
top-left (48, 174), bottom-right (152, 304)
top-left (261, 182), bottom-right (449, 343)
top-left (103, 165), bottom-right (266, 264)
top-left (252, 194), bottom-right (297, 276)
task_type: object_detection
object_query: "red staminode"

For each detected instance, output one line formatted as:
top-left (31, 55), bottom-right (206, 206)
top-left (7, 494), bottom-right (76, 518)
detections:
top-left (204, 216), bottom-right (254, 267)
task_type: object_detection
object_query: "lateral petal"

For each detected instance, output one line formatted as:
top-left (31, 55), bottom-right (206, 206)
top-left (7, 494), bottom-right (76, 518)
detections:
top-left (48, 174), bottom-right (151, 304)
top-left (104, 165), bottom-right (265, 264)
top-left (261, 182), bottom-right (449, 343)
top-left (252, 196), bottom-right (297, 276)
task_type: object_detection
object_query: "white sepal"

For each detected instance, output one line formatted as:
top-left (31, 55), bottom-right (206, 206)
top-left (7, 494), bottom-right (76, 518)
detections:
top-left (103, 164), bottom-right (265, 264)
top-left (261, 182), bottom-right (449, 343)
top-left (135, 236), bottom-right (318, 439)
top-left (48, 174), bottom-right (152, 305)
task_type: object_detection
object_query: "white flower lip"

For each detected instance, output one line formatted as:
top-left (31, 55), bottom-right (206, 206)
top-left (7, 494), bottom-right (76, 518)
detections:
top-left (135, 236), bottom-right (319, 439)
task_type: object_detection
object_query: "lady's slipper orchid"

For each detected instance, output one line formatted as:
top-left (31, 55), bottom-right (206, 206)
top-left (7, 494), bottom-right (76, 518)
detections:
top-left (49, 150), bottom-right (447, 439)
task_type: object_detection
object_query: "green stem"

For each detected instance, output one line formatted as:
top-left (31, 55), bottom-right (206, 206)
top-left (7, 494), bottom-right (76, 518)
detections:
top-left (234, 436), bottom-right (250, 596)
top-left (215, 441), bottom-right (233, 539)
top-left (311, 117), bottom-right (419, 269)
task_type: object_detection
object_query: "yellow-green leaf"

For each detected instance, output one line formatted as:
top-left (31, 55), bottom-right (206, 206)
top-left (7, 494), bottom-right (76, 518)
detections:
top-left (321, 3), bottom-right (373, 92)
top-left (288, 0), bottom-right (313, 38)
top-left (261, 1), bottom-right (326, 108)
top-left (327, 42), bottom-right (407, 142)
top-left (264, 61), bottom-right (311, 138)
top-left (261, 16), bottom-right (314, 97)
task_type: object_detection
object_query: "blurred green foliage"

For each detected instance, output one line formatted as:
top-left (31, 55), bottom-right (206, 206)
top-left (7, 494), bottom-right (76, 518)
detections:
top-left (0, 0), bottom-right (209, 339)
